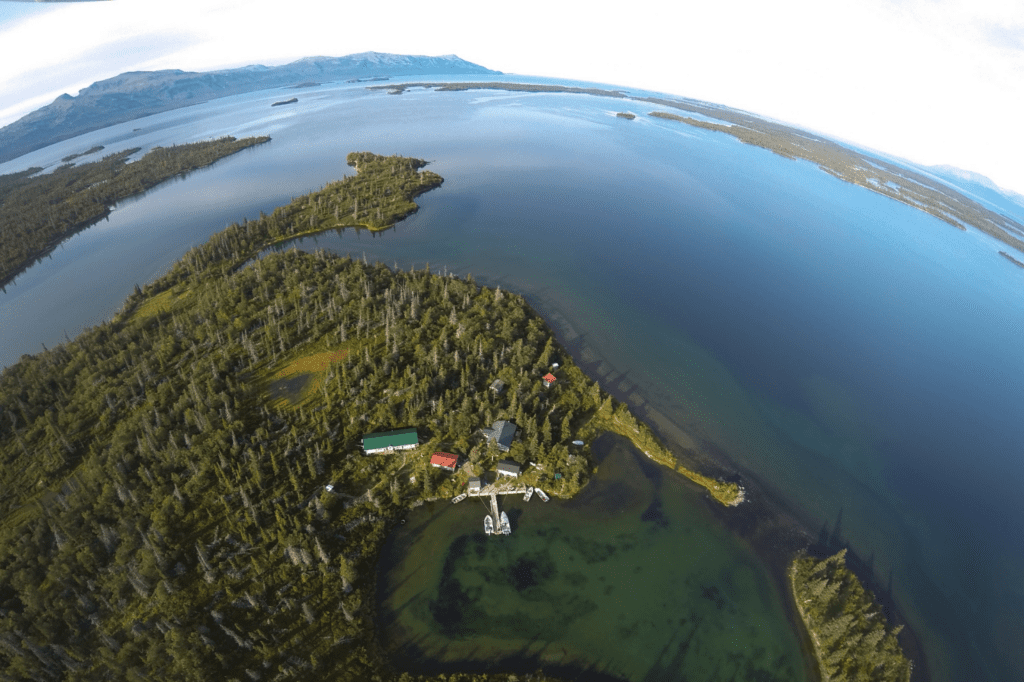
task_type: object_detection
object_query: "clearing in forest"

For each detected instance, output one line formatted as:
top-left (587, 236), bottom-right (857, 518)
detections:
top-left (129, 286), bottom-right (192, 320)
top-left (265, 347), bottom-right (348, 408)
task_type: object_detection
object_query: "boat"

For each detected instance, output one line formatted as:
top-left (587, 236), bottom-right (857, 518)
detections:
top-left (523, 486), bottom-right (534, 502)
top-left (535, 488), bottom-right (550, 502)
top-left (451, 493), bottom-right (467, 504)
top-left (484, 515), bottom-right (494, 535)
top-left (500, 511), bottom-right (511, 535)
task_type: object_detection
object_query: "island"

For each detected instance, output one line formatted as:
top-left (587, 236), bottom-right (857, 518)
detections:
top-left (791, 550), bottom-right (912, 681)
top-left (271, 97), bottom-right (298, 107)
top-left (0, 135), bottom-right (270, 289)
top-left (616, 112), bottom-right (636, 120)
top-left (0, 151), bottom-right (749, 680)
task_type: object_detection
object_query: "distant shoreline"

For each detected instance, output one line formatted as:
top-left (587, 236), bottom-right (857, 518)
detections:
top-left (999, 250), bottom-right (1024, 268)
top-left (369, 81), bottom-right (1024, 265)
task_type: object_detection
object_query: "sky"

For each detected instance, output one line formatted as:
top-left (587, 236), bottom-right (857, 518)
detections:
top-left (0, 0), bottom-right (1022, 195)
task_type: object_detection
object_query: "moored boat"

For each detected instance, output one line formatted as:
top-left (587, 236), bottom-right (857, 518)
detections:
top-left (500, 511), bottom-right (511, 535)
top-left (523, 486), bottom-right (534, 502)
top-left (484, 515), bottom-right (494, 535)
top-left (535, 487), bottom-right (550, 502)
top-left (452, 493), bottom-right (467, 504)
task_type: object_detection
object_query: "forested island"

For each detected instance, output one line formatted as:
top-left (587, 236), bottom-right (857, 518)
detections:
top-left (271, 98), bottom-right (298, 107)
top-left (0, 136), bottom-right (270, 289)
top-left (370, 81), bottom-right (1024, 262)
top-left (0, 151), bottom-right (745, 680)
top-left (791, 550), bottom-right (912, 681)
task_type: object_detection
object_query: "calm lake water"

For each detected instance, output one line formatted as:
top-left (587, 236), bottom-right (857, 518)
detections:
top-left (377, 434), bottom-right (811, 682)
top-left (2, 75), bottom-right (1022, 682)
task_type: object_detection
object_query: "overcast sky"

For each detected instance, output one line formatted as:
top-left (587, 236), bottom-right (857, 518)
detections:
top-left (1, 0), bottom-right (1022, 195)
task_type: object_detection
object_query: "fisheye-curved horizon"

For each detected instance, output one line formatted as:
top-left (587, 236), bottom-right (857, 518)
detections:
top-left (0, 0), bottom-right (1021, 195)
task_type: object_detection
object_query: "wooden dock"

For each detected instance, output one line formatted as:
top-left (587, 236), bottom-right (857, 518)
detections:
top-left (489, 492), bottom-right (500, 533)
top-left (463, 482), bottom-right (534, 535)
top-left (466, 482), bottom-right (531, 498)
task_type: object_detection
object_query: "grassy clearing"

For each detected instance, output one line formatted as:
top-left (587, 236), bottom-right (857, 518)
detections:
top-left (263, 346), bottom-right (350, 409)
top-left (275, 348), bottom-right (349, 375)
top-left (129, 285), bottom-right (192, 320)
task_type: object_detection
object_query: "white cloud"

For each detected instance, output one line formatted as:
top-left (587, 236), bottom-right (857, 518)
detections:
top-left (0, 0), bottom-right (1021, 193)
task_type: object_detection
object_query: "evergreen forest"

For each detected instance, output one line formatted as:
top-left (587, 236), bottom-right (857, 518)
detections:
top-left (790, 550), bottom-right (912, 682)
top-left (0, 152), bottom-right (631, 680)
top-left (0, 135), bottom-right (269, 289)
top-left (0, 148), bottom-right (897, 681)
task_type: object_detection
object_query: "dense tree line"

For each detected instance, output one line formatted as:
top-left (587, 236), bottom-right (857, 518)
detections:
top-left (0, 135), bottom-right (269, 288)
top-left (790, 550), bottom-right (912, 682)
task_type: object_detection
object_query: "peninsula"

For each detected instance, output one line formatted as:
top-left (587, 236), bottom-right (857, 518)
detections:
top-left (60, 145), bottom-right (105, 162)
top-left (999, 250), bottom-right (1024, 268)
top-left (0, 151), bottom-right (744, 680)
top-left (0, 135), bottom-right (270, 289)
top-left (791, 550), bottom-right (912, 681)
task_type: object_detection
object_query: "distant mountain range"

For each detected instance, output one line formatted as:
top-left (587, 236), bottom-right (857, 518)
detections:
top-left (0, 52), bottom-right (500, 165)
top-left (924, 164), bottom-right (1024, 223)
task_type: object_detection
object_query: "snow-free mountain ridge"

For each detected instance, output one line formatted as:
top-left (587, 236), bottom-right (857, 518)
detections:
top-left (925, 164), bottom-right (1024, 225)
top-left (0, 52), bottom-right (499, 165)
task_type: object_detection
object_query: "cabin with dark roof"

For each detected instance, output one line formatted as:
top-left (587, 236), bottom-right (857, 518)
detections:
top-left (490, 379), bottom-right (506, 394)
top-left (468, 476), bottom-right (482, 492)
top-left (430, 452), bottom-right (459, 472)
top-left (483, 420), bottom-right (517, 452)
top-left (496, 460), bottom-right (521, 478)
top-left (497, 458), bottom-right (524, 475)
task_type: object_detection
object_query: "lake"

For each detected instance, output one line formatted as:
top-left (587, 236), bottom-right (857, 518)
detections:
top-left (2, 75), bottom-right (1022, 681)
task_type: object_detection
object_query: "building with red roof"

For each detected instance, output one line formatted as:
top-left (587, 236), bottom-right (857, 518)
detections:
top-left (430, 452), bottom-right (459, 472)
top-left (542, 373), bottom-right (557, 387)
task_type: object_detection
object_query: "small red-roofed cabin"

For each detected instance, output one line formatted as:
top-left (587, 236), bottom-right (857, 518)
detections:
top-left (542, 373), bottom-right (557, 387)
top-left (430, 452), bottom-right (459, 472)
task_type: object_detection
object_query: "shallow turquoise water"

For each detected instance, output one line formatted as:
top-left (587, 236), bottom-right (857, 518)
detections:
top-left (377, 435), bottom-right (811, 682)
top-left (2, 77), bottom-right (1023, 680)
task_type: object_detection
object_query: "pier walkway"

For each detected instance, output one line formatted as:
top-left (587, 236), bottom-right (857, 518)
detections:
top-left (489, 493), bottom-right (500, 532)
top-left (466, 482), bottom-right (530, 498)
top-left (462, 481), bottom-right (533, 535)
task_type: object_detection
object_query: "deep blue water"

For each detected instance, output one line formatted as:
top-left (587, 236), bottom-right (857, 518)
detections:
top-left (2, 76), bottom-right (1022, 681)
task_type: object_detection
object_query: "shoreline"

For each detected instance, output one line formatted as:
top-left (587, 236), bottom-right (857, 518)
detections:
top-left (182, 180), bottom-right (930, 682)
top-left (521, 289), bottom-right (930, 682)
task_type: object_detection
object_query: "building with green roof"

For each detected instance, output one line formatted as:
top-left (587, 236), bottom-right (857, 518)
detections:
top-left (362, 427), bottom-right (419, 454)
